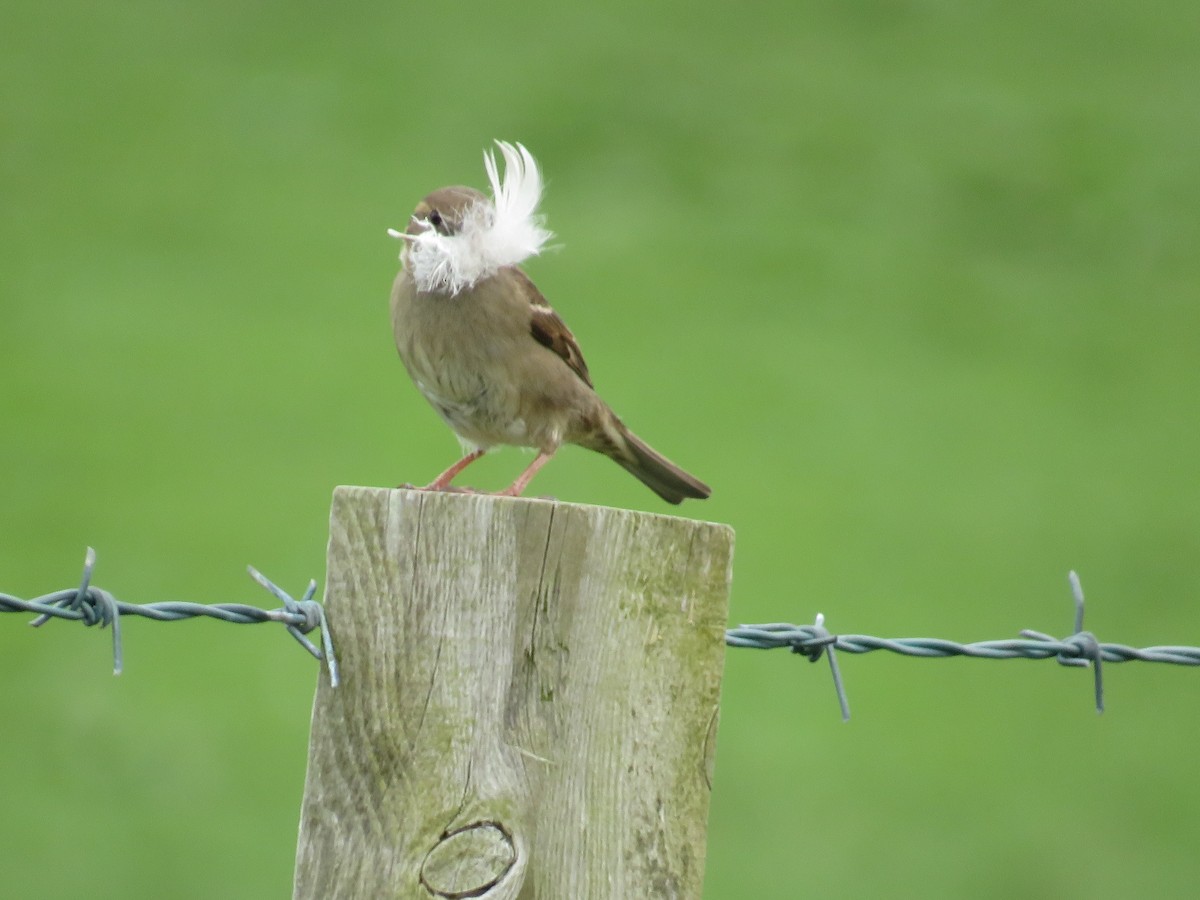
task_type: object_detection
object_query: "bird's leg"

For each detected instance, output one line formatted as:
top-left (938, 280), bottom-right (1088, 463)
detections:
top-left (424, 448), bottom-right (486, 491)
top-left (499, 450), bottom-right (555, 497)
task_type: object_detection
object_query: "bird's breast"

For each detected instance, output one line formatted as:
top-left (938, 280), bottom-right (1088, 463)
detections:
top-left (391, 269), bottom-right (597, 452)
top-left (392, 274), bottom-right (534, 446)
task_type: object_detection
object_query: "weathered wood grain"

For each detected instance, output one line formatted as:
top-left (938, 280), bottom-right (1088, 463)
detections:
top-left (293, 487), bottom-right (734, 899)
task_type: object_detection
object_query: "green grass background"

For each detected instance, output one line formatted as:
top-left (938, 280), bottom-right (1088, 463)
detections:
top-left (2, 1), bottom-right (1198, 897)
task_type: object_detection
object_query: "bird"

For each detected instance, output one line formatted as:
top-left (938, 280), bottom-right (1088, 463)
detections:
top-left (387, 141), bottom-right (710, 504)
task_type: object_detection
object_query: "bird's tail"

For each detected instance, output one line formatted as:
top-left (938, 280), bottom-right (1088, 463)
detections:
top-left (613, 428), bottom-right (711, 505)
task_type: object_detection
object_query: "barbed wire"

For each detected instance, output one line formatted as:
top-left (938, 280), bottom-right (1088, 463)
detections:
top-left (727, 571), bottom-right (1198, 720)
top-left (1, 548), bottom-right (339, 687)
top-left (7, 556), bottom-right (1195, 721)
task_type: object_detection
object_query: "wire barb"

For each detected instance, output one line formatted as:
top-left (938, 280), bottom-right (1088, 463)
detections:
top-left (804, 613), bottom-right (849, 721)
top-left (2, 549), bottom-right (338, 686)
top-left (1018, 571), bottom-right (1103, 713)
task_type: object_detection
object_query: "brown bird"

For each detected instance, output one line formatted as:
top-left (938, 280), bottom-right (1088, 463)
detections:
top-left (388, 141), bottom-right (710, 504)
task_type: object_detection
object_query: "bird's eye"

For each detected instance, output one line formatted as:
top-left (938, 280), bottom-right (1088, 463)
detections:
top-left (427, 210), bottom-right (444, 230)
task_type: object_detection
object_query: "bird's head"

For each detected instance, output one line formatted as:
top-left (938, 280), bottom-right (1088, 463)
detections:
top-left (405, 186), bottom-right (486, 239)
top-left (389, 141), bottom-right (553, 296)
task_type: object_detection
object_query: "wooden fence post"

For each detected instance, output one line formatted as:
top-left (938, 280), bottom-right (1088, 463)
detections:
top-left (293, 486), bottom-right (734, 899)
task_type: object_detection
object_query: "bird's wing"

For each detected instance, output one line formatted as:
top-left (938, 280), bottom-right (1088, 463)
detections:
top-left (516, 268), bottom-right (594, 388)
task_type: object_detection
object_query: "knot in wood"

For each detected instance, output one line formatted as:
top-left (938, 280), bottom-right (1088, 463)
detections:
top-left (420, 820), bottom-right (516, 898)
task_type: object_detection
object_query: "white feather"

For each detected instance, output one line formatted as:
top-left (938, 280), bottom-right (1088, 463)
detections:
top-left (390, 140), bottom-right (553, 295)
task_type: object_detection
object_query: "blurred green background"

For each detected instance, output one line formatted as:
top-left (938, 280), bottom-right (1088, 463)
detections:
top-left (2, 1), bottom-right (1198, 897)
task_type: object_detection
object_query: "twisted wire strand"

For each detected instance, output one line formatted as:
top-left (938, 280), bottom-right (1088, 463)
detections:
top-left (1, 548), bottom-right (339, 686)
top-left (725, 624), bottom-right (1200, 664)
top-left (726, 571), bottom-right (1197, 719)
